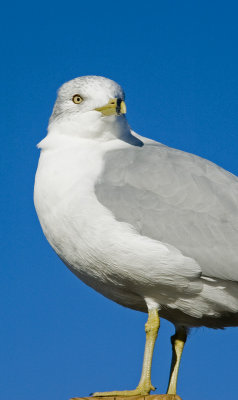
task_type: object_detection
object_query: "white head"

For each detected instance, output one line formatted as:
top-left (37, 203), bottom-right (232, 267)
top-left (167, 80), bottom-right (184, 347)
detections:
top-left (42, 75), bottom-right (142, 147)
top-left (50, 75), bottom-right (126, 125)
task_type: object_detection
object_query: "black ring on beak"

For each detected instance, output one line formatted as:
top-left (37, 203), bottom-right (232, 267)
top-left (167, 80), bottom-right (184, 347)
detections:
top-left (116, 98), bottom-right (122, 115)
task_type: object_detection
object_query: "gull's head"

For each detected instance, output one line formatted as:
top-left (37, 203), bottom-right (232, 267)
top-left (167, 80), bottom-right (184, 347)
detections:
top-left (40, 76), bottom-right (142, 148)
top-left (49, 76), bottom-right (126, 126)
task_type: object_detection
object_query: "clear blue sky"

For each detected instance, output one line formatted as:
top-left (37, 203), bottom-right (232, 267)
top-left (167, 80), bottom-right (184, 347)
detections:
top-left (1, 1), bottom-right (238, 399)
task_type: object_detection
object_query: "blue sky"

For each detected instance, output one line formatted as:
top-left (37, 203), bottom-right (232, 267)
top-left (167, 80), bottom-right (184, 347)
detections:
top-left (1, 1), bottom-right (238, 399)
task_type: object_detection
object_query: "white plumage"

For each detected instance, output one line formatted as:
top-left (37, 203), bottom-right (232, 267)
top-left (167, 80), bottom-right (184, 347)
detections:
top-left (34, 76), bottom-right (238, 396)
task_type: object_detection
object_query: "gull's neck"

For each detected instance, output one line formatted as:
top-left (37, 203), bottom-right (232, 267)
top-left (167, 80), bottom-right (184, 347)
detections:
top-left (38, 112), bottom-right (143, 150)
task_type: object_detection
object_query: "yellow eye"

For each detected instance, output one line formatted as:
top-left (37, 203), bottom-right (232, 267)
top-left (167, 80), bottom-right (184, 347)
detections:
top-left (72, 94), bottom-right (83, 104)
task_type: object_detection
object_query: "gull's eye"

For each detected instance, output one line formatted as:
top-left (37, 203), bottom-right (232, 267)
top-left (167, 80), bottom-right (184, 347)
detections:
top-left (72, 94), bottom-right (83, 104)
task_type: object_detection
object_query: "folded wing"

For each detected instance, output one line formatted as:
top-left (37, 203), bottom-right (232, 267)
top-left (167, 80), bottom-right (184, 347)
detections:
top-left (95, 136), bottom-right (238, 282)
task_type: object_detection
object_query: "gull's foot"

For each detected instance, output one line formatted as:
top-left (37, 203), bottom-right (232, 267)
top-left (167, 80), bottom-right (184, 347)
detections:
top-left (92, 383), bottom-right (156, 397)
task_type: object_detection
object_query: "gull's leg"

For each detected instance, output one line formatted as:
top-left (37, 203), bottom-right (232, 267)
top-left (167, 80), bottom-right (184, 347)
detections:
top-left (166, 326), bottom-right (187, 395)
top-left (92, 308), bottom-right (160, 397)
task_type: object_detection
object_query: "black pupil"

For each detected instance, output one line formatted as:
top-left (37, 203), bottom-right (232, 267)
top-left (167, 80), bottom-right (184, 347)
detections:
top-left (77, 97), bottom-right (80, 102)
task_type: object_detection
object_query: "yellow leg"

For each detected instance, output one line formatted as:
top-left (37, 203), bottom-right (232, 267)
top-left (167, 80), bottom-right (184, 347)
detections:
top-left (166, 326), bottom-right (187, 395)
top-left (92, 309), bottom-right (160, 397)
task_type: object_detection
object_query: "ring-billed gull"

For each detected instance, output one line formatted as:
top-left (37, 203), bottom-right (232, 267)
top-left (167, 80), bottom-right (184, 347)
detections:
top-left (34, 76), bottom-right (238, 397)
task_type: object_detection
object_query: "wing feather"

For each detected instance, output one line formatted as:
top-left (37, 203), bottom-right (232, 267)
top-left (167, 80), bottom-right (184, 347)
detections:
top-left (96, 137), bottom-right (238, 281)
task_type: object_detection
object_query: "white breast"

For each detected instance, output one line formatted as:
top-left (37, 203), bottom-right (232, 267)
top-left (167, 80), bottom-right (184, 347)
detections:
top-left (34, 135), bottom-right (104, 264)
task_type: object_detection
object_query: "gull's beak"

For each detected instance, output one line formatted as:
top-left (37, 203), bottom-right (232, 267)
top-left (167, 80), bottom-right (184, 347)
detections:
top-left (95, 98), bottom-right (127, 116)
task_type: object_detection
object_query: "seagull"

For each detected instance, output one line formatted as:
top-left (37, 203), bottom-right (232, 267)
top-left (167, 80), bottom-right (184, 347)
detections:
top-left (34, 75), bottom-right (238, 397)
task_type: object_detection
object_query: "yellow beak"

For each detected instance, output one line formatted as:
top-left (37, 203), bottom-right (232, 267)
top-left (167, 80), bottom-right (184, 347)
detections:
top-left (95, 98), bottom-right (127, 116)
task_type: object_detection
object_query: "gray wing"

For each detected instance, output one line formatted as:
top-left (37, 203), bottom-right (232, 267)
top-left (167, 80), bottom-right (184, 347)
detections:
top-left (96, 137), bottom-right (238, 281)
